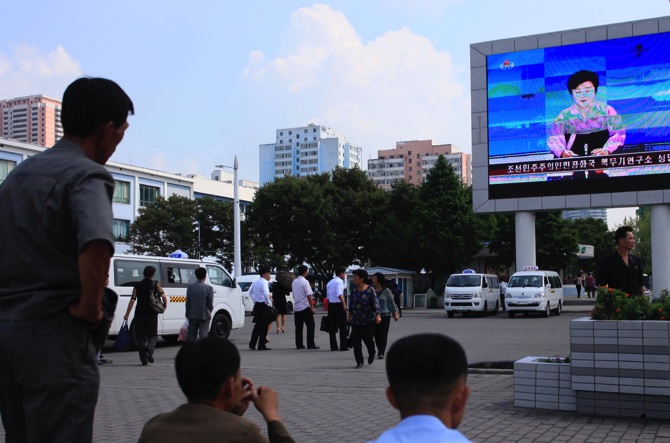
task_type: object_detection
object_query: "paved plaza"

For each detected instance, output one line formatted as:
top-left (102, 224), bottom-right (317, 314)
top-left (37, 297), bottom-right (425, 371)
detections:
top-left (2, 308), bottom-right (670, 442)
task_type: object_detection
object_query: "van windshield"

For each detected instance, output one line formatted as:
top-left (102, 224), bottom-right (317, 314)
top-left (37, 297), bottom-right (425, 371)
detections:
top-left (508, 275), bottom-right (543, 288)
top-left (446, 275), bottom-right (482, 287)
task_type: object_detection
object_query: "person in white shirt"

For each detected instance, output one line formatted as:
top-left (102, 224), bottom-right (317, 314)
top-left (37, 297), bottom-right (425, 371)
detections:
top-left (248, 266), bottom-right (273, 351)
top-left (291, 265), bottom-right (319, 350)
top-left (326, 267), bottom-right (348, 351)
top-left (368, 334), bottom-right (473, 443)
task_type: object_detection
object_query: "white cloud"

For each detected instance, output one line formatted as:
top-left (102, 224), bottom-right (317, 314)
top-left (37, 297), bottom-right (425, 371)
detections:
top-left (0, 45), bottom-right (81, 99)
top-left (243, 4), bottom-right (469, 155)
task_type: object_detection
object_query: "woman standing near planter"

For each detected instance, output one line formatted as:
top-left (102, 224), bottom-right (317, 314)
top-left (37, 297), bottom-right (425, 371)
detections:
top-left (372, 273), bottom-right (398, 360)
top-left (348, 269), bottom-right (381, 368)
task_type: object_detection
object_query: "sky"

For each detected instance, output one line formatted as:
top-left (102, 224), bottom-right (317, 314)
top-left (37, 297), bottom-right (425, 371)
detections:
top-left (3, 0), bottom-right (668, 229)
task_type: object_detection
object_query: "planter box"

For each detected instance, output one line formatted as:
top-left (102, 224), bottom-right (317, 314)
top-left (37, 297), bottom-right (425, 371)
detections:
top-left (570, 317), bottom-right (670, 419)
top-left (513, 356), bottom-right (576, 411)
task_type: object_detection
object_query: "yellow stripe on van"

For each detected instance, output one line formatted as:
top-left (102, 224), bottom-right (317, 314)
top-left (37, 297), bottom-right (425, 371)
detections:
top-left (170, 296), bottom-right (186, 303)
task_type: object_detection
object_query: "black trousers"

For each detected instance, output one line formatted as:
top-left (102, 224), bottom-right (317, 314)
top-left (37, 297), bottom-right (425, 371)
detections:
top-left (374, 316), bottom-right (391, 356)
top-left (294, 308), bottom-right (316, 348)
top-left (576, 284), bottom-right (582, 298)
top-left (350, 323), bottom-right (375, 365)
top-left (327, 302), bottom-right (347, 350)
top-left (135, 314), bottom-right (158, 361)
top-left (249, 303), bottom-right (270, 350)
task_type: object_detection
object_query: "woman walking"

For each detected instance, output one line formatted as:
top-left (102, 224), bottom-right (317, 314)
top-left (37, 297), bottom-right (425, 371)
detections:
top-left (372, 273), bottom-right (398, 360)
top-left (123, 266), bottom-right (167, 365)
top-left (347, 269), bottom-right (381, 369)
top-left (271, 279), bottom-right (290, 333)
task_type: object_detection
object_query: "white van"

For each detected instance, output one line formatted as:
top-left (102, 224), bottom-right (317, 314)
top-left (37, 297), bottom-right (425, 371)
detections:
top-left (108, 254), bottom-right (244, 342)
top-left (505, 270), bottom-right (563, 318)
top-left (443, 273), bottom-right (500, 317)
top-left (237, 274), bottom-right (295, 315)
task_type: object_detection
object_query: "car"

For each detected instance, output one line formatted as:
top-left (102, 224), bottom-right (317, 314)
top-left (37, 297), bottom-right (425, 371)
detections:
top-left (443, 272), bottom-right (500, 317)
top-left (237, 274), bottom-right (294, 315)
top-left (505, 270), bottom-right (563, 318)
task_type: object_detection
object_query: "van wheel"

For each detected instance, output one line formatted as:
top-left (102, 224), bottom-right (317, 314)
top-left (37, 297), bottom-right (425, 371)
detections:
top-left (508, 311), bottom-right (515, 318)
top-left (554, 301), bottom-right (562, 316)
top-left (161, 335), bottom-right (179, 343)
top-left (210, 312), bottom-right (232, 340)
top-left (482, 302), bottom-right (488, 317)
top-left (493, 301), bottom-right (499, 315)
top-left (286, 302), bottom-right (294, 315)
top-left (544, 302), bottom-right (551, 318)
top-left (447, 311), bottom-right (455, 318)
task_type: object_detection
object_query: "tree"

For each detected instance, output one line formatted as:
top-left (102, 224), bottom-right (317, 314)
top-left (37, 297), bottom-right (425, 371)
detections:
top-left (415, 156), bottom-right (483, 285)
top-left (487, 213), bottom-right (516, 271)
top-left (535, 211), bottom-right (579, 271)
top-left (570, 217), bottom-right (612, 274)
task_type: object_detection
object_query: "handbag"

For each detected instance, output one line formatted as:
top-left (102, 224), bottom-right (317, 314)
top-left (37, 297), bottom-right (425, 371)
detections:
top-left (320, 315), bottom-right (329, 332)
top-left (269, 305), bottom-right (278, 319)
top-left (150, 281), bottom-right (166, 314)
top-left (178, 319), bottom-right (189, 342)
top-left (114, 320), bottom-right (133, 352)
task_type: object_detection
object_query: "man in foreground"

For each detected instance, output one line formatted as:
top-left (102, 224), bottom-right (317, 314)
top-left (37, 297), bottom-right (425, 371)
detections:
top-left (369, 333), bottom-right (473, 443)
top-left (186, 267), bottom-right (214, 341)
top-left (138, 337), bottom-right (294, 443)
top-left (597, 226), bottom-right (645, 296)
top-left (0, 77), bottom-right (133, 442)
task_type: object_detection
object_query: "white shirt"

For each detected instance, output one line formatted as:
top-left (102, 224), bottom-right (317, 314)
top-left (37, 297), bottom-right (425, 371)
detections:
top-left (368, 415), bottom-right (473, 443)
top-left (291, 275), bottom-right (313, 312)
top-left (249, 277), bottom-right (271, 305)
top-left (326, 276), bottom-right (344, 303)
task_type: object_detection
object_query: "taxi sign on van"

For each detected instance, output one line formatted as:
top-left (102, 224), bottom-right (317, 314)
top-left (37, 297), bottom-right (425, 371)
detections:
top-left (522, 265), bottom-right (539, 271)
top-left (462, 268), bottom-right (476, 274)
top-left (169, 250), bottom-right (189, 258)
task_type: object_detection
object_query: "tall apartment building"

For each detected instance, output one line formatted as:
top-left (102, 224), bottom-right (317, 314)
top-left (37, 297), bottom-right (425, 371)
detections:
top-left (368, 140), bottom-right (471, 190)
top-left (562, 209), bottom-right (608, 224)
top-left (259, 123), bottom-right (363, 184)
top-left (0, 95), bottom-right (63, 147)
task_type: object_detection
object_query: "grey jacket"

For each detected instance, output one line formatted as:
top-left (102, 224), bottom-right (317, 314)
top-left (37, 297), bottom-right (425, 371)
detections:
top-left (185, 280), bottom-right (214, 320)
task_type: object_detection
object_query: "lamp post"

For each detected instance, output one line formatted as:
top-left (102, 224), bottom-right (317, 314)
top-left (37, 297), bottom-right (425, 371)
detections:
top-left (215, 157), bottom-right (241, 277)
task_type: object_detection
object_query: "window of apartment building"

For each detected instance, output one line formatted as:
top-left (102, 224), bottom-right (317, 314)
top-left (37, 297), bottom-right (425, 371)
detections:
top-left (113, 219), bottom-right (130, 242)
top-left (113, 180), bottom-right (131, 204)
top-left (139, 184), bottom-right (160, 207)
top-left (289, 131), bottom-right (292, 135)
top-left (304, 129), bottom-right (307, 133)
top-left (417, 154), bottom-right (420, 158)
top-left (408, 158), bottom-right (412, 164)
top-left (0, 159), bottom-right (16, 185)
top-left (408, 150), bottom-right (412, 155)
top-left (409, 167), bottom-right (413, 172)
top-left (313, 137), bottom-right (316, 141)
top-left (280, 131), bottom-right (283, 135)
top-left (313, 128), bottom-right (317, 132)
top-left (280, 139), bottom-right (283, 144)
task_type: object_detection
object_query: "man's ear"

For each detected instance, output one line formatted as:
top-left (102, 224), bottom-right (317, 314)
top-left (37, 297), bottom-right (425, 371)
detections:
top-left (450, 385), bottom-right (470, 428)
top-left (385, 386), bottom-right (399, 411)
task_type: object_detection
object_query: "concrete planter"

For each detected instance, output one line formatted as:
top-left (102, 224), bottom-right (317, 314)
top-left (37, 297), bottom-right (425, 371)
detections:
top-left (570, 317), bottom-right (670, 419)
top-left (514, 356), bottom-right (577, 411)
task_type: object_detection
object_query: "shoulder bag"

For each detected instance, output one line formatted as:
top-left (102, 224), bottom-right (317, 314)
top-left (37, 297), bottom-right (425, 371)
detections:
top-left (150, 281), bottom-right (166, 314)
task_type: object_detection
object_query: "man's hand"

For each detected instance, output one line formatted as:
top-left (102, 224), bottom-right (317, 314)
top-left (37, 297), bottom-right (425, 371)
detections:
top-left (561, 150), bottom-right (577, 158)
top-left (375, 314), bottom-right (382, 325)
top-left (591, 148), bottom-right (609, 156)
top-left (68, 302), bottom-right (104, 323)
top-left (252, 386), bottom-right (281, 423)
top-left (231, 377), bottom-right (255, 417)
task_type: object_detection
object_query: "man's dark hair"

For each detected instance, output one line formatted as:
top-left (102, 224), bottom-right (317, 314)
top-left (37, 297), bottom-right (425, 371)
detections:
top-left (143, 266), bottom-right (156, 278)
top-left (386, 334), bottom-right (467, 411)
top-left (195, 267), bottom-right (207, 280)
top-left (352, 268), bottom-right (368, 280)
top-left (335, 267), bottom-right (346, 276)
top-left (567, 70), bottom-right (599, 93)
top-left (61, 77), bottom-right (135, 137)
top-left (258, 265), bottom-right (271, 276)
top-left (175, 337), bottom-right (240, 403)
top-left (614, 226), bottom-right (633, 245)
top-left (297, 265), bottom-right (308, 275)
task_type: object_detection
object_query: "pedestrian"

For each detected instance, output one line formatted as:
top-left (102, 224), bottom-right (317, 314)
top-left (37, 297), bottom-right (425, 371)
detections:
top-left (97, 275), bottom-right (114, 365)
top-left (367, 334), bottom-right (473, 443)
top-left (597, 226), bottom-right (645, 296)
top-left (138, 337), bottom-right (295, 443)
top-left (390, 282), bottom-right (403, 318)
top-left (326, 267), bottom-right (348, 351)
top-left (124, 265), bottom-right (168, 365)
top-left (185, 267), bottom-right (214, 341)
top-left (574, 274), bottom-right (583, 298)
top-left (585, 272), bottom-right (596, 299)
top-left (372, 273), bottom-right (399, 360)
top-left (348, 269), bottom-right (381, 368)
top-left (0, 77), bottom-right (133, 442)
top-left (292, 265), bottom-right (319, 349)
top-left (271, 276), bottom-right (290, 334)
top-left (499, 276), bottom-right (508, 312)
top-left (249, 266), bottom-right (273, 351)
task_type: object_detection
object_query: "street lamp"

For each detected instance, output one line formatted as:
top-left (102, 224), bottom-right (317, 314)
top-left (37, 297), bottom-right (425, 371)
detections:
top-left (215, 156), bottom-right (241, 277)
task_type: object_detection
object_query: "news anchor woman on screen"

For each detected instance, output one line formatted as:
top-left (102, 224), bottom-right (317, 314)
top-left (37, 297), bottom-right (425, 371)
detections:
top-left (547, 70), bottom-right (625, 159)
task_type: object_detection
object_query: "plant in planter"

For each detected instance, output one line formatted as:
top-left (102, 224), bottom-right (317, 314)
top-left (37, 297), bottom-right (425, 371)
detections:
top-left (590, 286), bottom-right (669, 320)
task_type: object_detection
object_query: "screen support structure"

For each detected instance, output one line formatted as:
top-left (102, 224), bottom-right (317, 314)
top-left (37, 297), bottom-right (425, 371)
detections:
top-left (515, 212), bottom-right (536, 270)
top-left (651, 206), bottom-right (670, 296)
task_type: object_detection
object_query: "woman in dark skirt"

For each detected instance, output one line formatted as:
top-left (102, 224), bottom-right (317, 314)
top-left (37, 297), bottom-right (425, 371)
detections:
top-left (272, 281), bottom-right (289, 333)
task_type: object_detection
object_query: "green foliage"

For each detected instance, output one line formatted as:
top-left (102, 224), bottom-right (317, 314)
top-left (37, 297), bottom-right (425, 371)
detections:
top-left (569, 217), bottom-right (611, 274)
top-left (487, 213), bottom-right (516, 269)
top-left (535, 212), bottom-right (579, 271)
top-left (591, 286), bottom-right (669, 320)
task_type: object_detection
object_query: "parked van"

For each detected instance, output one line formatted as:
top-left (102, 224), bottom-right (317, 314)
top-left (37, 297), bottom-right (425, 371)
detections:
top-left (505, 270), bottom-right (563, 318)
top-left (237, 274), bottom-right (295, 315)
top-left (108, 254), bottom-right (244, 342)
top-left (443, 272), bottom-right (500, 317)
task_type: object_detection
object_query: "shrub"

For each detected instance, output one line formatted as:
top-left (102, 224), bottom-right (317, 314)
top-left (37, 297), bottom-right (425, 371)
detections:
top-left (591, 286), bottom-right (669, 321)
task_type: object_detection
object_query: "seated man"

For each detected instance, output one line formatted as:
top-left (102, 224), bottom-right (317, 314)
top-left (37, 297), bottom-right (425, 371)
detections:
top-left (138, 337), bottom-right (294, 443)
top-left (368, 333), bottom-right (473, 443)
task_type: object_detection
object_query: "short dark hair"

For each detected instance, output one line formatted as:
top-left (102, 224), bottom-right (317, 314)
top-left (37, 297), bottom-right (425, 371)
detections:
top-left (352, 269), bottom-right (368, 281)
top-left (61, 77), bottom-right (135, 137)
top-left (175, 337), bottom-right (240, 403)
top-left (297, 265), bottom-right (308, 275)
top-left (335, 267), bottom-right (346, 276)
top-left (258, 265), bottom-right (271, 276)
top-left (195, 267), bottom-right (207, 280)
top-left (143, 265), bottom-right (156, 278)
top-left (373, 272), bottom-right (386, 288)
top-left (386, 334), bottom-right (467, 411)
top-left (567, 70), bottom-right (599, 93)
top-left (615, 226), bottom-right (633, 245)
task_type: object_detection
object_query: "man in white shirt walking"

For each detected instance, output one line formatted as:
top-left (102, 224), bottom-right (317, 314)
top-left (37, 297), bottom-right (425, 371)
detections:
top-left (291, 265), bottom-right (319, 350)
top-left (248, 266), bottom-right (273, 351)
top-left (326, 267), bottom-right (348, 351)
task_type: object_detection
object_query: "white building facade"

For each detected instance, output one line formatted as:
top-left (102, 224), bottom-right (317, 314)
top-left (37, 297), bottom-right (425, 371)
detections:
top-left (259, 123), bottom-right (363, 184)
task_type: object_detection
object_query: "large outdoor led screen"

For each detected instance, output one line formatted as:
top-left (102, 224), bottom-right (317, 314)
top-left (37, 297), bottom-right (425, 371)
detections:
top-left (487, 32), bottom-right (670, 199)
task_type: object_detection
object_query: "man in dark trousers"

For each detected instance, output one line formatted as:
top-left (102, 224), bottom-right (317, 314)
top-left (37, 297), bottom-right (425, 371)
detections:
top-left (249, 266), bottom-right (273, 351)
top-left (326, 267), bottom-right (348, 351)
top-left (597, 226), bottom-right (645, 296)
top-left (186, 267), bottom-right (214, 341)
top-left (292, 265), bottom-right (318, 350)
top-left (0, 77), bottom-right (134, 442)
